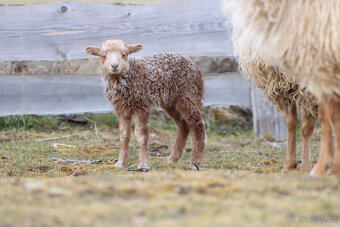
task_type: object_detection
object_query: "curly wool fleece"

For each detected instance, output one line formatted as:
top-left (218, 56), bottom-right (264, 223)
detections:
top-left (103, 53), bottom-right (204, 116)
top-left (85, 40), bottom-right (206, 170)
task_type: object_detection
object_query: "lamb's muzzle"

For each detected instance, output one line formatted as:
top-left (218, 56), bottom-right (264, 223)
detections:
top-left (84, 40), bottom-right (206, 170)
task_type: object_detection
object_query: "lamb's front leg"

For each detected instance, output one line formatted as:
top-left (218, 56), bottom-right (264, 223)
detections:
top-left (134, 110), bottom-right (151, 170)
top-left (116, 113), bottom-right (132, 168)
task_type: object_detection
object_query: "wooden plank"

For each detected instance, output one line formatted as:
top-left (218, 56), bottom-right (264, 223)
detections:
top-left (0, 0), bottom-right (233, 62)
top-left (0, 75), bottom-right (112, 116)
top-left (251, 86), bottom-right (287, 141)
top-left (204, 73), bottom-right (250, 107)
top-left (1, 0), bottom-right (161, 5)
top-left (0, 73), bottom-right (250, 116)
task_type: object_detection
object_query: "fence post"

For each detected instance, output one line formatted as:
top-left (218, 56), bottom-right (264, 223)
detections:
top-left (251, 85), bottom-right (287, 141)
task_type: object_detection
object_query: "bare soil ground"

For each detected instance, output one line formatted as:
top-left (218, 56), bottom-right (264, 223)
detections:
top-left (0, 113), bottom-right (339, 226)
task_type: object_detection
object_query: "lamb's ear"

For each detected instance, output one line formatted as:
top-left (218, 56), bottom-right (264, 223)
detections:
top-left (127, 44), bottom-right (143, 54)
top-left (84, 46), bottom-right (101, 56)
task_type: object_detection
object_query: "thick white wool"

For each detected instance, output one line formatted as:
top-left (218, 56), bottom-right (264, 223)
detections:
top-left (223, 0), bottom-right (340, 101)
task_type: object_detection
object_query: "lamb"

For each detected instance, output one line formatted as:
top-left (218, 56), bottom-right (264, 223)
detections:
top-left (222, 0), bottom-right (340, 177)
top-left (238, 53), bottom-right (318, 172)
top-left (84, 40), bottom-right (206, 170)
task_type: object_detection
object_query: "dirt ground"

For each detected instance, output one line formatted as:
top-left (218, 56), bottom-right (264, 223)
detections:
top-left (0, 113), bottom-right (339, 226)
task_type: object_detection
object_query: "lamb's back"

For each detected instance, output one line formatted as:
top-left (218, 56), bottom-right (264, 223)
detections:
top-left (130, 53), bottom-right (202, 85)
top-left (105, 53), bottom-right (204, 114)
top-left (129, 53), bottom-right (203, 101)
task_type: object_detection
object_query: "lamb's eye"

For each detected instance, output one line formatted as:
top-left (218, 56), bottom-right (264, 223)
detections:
top-left (102, 55), bottom-right (106, 58)
top-left (122, 54), bottom-right (126, 57)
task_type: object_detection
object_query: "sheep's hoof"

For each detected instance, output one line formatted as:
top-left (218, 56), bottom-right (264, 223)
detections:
top-left (281, 163), bottom-right (297, 172)
top-left (328, 166), bottom-right (340, 176)
top-left (308, 166), bottom-right (326, 178)
top-left (115, 161), bottom-right (128, 168)
top-left (188, 163), bottom-right (200, 171)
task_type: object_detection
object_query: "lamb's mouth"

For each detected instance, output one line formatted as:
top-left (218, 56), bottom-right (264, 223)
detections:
top-left (108, 71), bottom-right (122, 77)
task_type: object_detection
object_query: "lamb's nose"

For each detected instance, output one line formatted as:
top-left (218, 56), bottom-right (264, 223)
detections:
top-left (111, 64), bottom-right (118, 71)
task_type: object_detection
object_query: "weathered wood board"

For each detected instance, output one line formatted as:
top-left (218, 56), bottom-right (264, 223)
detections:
top-left (0, 0), bottom-right (287, 140)
top-left (251, 86), bottom-right (287, 141)
top-left (204, 73), bottom-right (250, 107)
top-left (0, 73), bottom-right (250, 116)
top-left (0, 0), bottom-right (160, 5)
top-left (0, 0), bottom-right (233, 62)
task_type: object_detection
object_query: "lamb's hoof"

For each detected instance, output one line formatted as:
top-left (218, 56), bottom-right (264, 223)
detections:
top-left (115, 161), bottom-right (128, 168)
top-left (167, 156), bottom-right (179, 164)
top-left (188, 163), bottom-right (200, 171)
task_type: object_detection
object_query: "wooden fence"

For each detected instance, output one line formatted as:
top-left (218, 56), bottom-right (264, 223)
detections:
top-left (0, 73), bottom-right (251, 116)
top-left (0, 0), bottom-right (287, 140)
top-left (0, 0), bottom-right (233, 61)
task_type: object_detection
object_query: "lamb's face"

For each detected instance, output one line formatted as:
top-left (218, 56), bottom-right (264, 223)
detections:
top-left (84, 40), bottom-right (143, 77)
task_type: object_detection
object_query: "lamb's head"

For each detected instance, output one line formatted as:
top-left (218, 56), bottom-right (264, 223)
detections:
top-left (84, 40), bottom-right (143, 76)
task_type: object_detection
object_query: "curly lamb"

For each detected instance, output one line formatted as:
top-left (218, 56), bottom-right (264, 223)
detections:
top-left (223, 0), bottom-right (340, 177)
top-left (84, 40), bottom-right (206, 170)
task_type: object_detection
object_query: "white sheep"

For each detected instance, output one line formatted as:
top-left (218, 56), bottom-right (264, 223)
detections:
top-left (223, 0), bottom-right (340, 177)
top-left (239, 53), bottom-right (318, 172)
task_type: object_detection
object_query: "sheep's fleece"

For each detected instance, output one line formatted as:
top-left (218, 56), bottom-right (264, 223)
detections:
top-left (223, 0), bottom-right (340, 101)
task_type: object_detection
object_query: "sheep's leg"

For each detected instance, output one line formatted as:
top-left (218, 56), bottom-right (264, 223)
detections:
top-left (116, 113), bottom-right (132, 168)
top-left (309, 101), bottom-right (333, 177)
top-left (300, 115), bottom-right (316, 172)
top-left (134, 109), bottom-right (151, 170)
top-left (329, 100), bottom-right (340, 176)
top-left (176, 99), bottom-right (206, 170)
top-left (164, 107), bottom-right (190, 164)
top-left (282, 104), bottom-right (298, 172)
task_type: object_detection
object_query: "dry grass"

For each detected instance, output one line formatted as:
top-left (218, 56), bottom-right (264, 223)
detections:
top-left (0, 113), bottom-right (339, 226)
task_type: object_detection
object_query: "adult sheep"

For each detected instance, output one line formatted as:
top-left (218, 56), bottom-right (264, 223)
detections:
top-left (239, 53), bottom-right (318, 173)
top-left (223, 0), bottom-right (340, 177)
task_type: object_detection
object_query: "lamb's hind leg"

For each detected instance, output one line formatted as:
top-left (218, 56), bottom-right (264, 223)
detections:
top-left (164, 107), bottom-right (190, 164)
top-left (134, 109), bottom-right (151, 170)
top-left (300, 115), bottom-right (316, 172)
top-left (175, 98), bottom-right (206, 170)
top-left (309, 101), bottom-right (333, 177)
top-left (116, 113), bottom-right (132, 168)
top-left (282, 103), bottom-right (298, 172)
